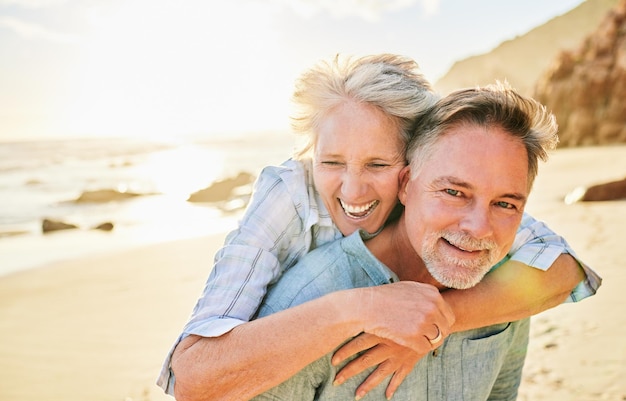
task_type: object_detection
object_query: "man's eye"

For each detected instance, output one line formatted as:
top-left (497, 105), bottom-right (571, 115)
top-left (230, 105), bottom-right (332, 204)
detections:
top-left (496, 201), bottom-right (515, 210)
top-left (445, 189), bottom-right (461, 197)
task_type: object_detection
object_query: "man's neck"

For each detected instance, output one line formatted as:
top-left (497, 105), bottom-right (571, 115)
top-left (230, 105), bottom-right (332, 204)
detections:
top-left (365, 218), bottom-right (442, 288)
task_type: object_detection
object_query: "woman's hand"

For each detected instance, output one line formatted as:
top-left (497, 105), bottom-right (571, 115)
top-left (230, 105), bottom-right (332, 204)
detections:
top-left (332, 333), bottom-right (428, 400)
top-left (332, 282), bottom-right (454, 399)
top-left (354, 281), bottom-right (454, 353)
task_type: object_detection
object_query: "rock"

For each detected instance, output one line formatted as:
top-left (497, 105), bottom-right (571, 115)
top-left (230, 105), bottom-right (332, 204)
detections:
top-left (74, 189), bottom-right (143, 203)
top-left (187, 172), bottom-right (255, 203)
top-left (534, 0), bottom-right (626, 147)
top-left (565, 177), bottom-right (626, 203)
top-left (42, 218), bottom-right (78, 233)
top-left (93, 222), bottom-right (114, 231)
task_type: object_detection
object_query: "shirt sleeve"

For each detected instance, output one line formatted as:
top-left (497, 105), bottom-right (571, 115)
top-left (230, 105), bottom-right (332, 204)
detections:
top-left (157, 161), bottom-right (314, 395)
top-left (506, 212), bottom-right (602, 303)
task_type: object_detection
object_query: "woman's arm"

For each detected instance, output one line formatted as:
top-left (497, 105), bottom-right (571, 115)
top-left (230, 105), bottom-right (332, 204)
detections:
top-left (172, 292), bottom-right (356, 401)
top-left (157, 161), bottom-right (335, 393)
top-left (447, 212), bottom-right (599, 330)
top-left (445, 255), bottom-right (583, 332)
top-left (332, 255), bottom-right (584, 399)
top-left (171, 282), bottom-right (453, 401)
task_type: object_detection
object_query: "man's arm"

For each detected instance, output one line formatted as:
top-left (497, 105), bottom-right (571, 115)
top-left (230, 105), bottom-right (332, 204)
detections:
top-left (171, 282), bottom-right (453, 401)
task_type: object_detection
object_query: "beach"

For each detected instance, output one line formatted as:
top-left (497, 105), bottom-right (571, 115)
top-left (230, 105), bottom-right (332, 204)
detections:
top-left (0, 144), bottom-right (624, 401)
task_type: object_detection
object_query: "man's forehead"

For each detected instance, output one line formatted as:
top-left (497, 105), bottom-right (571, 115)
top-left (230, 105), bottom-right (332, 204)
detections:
top-left (418, 124), bottom-right (530, 196)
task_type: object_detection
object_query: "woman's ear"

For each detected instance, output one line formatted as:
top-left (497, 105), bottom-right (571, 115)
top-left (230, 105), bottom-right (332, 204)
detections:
top-left (398, 165), bottom-right (412, 206)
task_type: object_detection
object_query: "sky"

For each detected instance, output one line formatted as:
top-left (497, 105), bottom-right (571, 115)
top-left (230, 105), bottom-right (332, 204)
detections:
top-left (0, 0), bottom-right (586, 141)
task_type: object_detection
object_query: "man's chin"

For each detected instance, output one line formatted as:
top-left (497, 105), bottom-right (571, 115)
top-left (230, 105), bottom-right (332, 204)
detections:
top-left (446, 277), bottom-right (483, 290)
top-left (426, 262), bottom-right (490, 290)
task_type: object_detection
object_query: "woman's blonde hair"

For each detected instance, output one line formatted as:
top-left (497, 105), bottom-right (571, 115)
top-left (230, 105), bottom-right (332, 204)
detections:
top-left (290, 54), bottom-right (438, 159)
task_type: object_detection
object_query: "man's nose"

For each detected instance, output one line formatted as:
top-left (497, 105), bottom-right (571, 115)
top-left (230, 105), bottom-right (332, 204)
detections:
top-left (458, 205), bottom-right (493, 239)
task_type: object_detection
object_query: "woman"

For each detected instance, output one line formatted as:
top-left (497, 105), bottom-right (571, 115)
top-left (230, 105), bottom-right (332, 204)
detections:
top-left (158, 54), bottom-right (599, 401)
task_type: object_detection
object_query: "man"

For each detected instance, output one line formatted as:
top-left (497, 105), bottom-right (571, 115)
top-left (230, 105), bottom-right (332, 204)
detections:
top-left (249, 82), bottom-right (599, 400)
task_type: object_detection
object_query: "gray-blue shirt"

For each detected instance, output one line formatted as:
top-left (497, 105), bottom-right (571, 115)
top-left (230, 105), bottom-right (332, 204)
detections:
top-left (252, 230), bottom-right (530, 401)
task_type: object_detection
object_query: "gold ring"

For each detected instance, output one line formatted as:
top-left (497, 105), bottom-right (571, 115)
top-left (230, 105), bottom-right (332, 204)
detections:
top-left (427, 324), bottom-right (443, 345)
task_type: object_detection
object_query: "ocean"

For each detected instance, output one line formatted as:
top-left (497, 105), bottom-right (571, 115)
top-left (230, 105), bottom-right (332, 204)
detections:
top-left (0, 133), bottom-right (297, 277)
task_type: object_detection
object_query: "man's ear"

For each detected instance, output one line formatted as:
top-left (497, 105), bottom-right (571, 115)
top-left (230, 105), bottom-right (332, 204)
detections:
top-left (398, 165), bottom-right (412, 206)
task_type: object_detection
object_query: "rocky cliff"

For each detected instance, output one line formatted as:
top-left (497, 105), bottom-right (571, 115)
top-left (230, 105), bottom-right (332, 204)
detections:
top-left (534, 0), bottom-right (626, 147)
top-left (434, 0), bottom-right (619, 96)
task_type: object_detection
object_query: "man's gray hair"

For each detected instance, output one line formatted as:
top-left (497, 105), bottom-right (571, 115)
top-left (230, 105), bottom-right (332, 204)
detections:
top-left (407, 81), bottom-right (559, 190)
top-left (291, 53), bottom-right (438, 159)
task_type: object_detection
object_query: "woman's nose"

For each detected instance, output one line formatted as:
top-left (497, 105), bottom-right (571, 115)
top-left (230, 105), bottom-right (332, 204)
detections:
top-left (341, 168), bottom-right (368, 199)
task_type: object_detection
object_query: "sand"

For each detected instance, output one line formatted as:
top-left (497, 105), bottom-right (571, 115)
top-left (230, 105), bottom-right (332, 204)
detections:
top-left (0, 145), bottom-right (624, 401)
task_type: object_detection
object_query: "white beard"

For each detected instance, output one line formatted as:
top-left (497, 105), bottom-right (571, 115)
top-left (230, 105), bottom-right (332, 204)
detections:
top-left (421, 230), bottom-right (500, 289)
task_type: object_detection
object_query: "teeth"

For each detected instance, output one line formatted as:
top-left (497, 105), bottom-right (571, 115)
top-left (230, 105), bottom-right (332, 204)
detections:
top-left (339, 199), bottom-right (378, 217)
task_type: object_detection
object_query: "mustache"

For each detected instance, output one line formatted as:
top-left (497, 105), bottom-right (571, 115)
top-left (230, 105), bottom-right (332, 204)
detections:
top-left (440, 231), bottom-right (497, 252)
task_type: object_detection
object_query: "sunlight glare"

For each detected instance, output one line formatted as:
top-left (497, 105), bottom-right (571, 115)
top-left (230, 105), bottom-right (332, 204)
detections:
top-left (62, 0), bottom-right (292, 139)
top-left (134, 144), bottom-right (225, 200)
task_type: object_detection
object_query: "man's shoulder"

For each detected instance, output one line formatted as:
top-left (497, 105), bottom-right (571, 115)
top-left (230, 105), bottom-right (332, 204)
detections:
top-left (257, 238), bottom-right (351, 315)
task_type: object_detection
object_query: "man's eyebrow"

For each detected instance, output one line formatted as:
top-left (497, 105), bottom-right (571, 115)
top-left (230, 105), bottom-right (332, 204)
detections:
top-left (501, 192), bottom-right (528, 203)
top-left (433, 176), bottom-right (471, 189)
top-left (433, 176), bottom-right (528, 202)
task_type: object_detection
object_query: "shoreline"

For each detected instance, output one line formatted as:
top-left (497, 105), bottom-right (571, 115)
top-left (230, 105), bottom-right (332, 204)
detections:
top-left (0, 144), bottom-right (624, 401)
top-left (0, 210), bottom-right (243, 278)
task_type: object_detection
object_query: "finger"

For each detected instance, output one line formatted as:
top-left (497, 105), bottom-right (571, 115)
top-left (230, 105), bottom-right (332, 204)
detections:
top-left (355, 361), bottom-right (406, 400)
top-left (334, 346), bottom-right (387, 385)
top-left (407, 332), bottom-right (437, 355)
top-left (426, 323), bottom-right (440, 341)
top-left (332, 333), bottom-right (379, 366)
top-left (426, 303), bottom-right (454, 342)
top-left (353, 361), bottom-right (396, 400)
top-left (385, 367), bottom-right (411, 400)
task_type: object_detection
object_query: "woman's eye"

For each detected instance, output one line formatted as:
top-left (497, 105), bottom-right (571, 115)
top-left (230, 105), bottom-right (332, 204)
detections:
top-left (445, 188), bottom-right (461, 197)
top-left (368, 163), bottom-right (390, 169)
top-left (321, 161), bottom-right (342, 166)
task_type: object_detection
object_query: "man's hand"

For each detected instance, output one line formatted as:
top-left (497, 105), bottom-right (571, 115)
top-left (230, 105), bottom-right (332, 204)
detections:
top-left (332, 333), bottom-right (426, 400)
